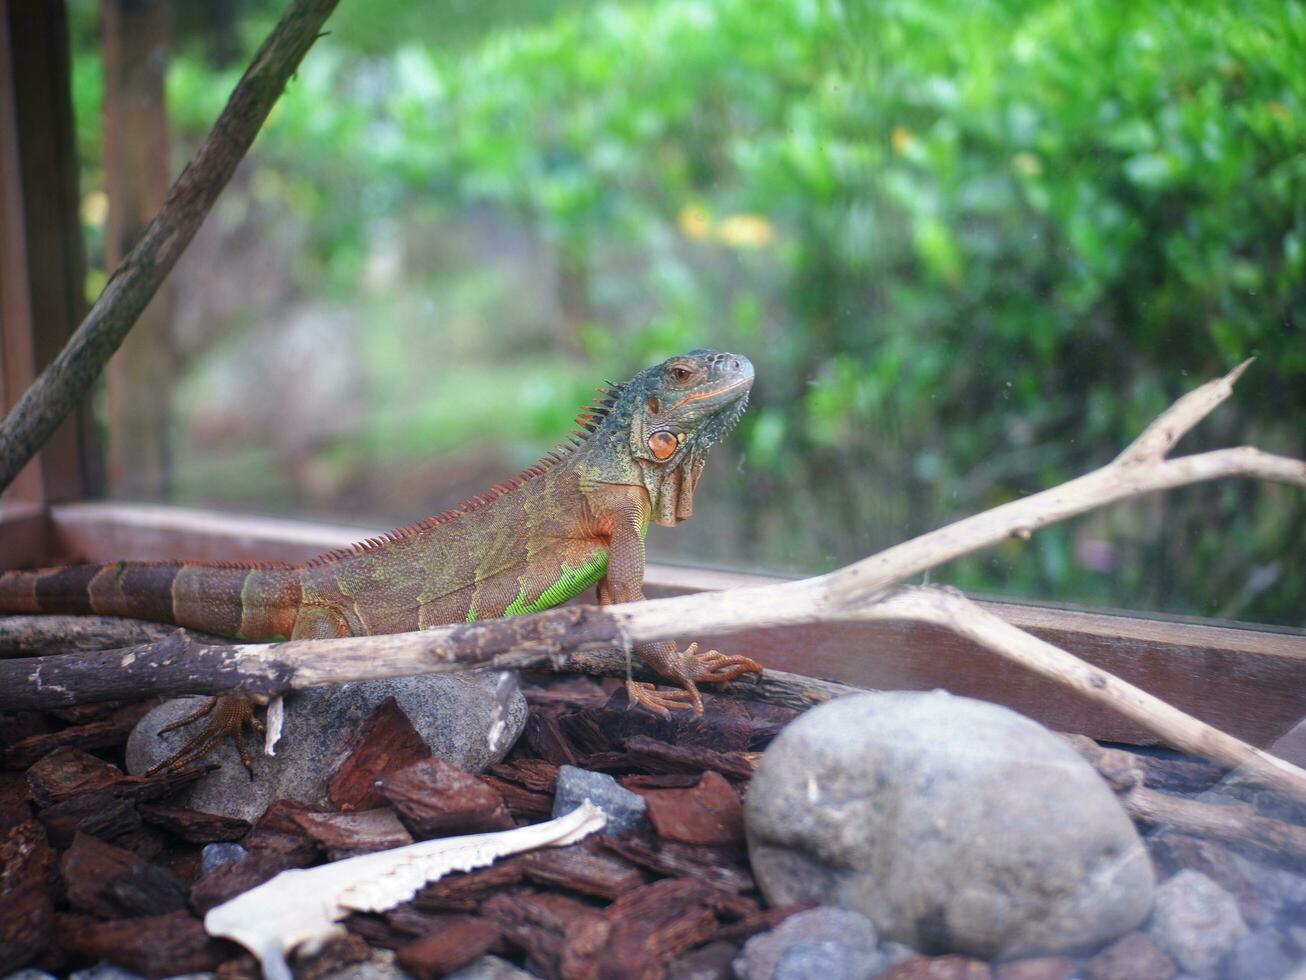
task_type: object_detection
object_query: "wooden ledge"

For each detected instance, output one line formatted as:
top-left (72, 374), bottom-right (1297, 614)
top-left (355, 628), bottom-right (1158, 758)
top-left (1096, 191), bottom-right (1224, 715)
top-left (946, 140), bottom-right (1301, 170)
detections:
top-left (1, 500), bottom-right (1303, 749)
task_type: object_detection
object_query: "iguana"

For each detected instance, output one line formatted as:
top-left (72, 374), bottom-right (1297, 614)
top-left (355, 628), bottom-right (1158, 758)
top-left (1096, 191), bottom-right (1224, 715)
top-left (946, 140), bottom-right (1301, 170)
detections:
top-left (0, 349), bottom-right (762, 771)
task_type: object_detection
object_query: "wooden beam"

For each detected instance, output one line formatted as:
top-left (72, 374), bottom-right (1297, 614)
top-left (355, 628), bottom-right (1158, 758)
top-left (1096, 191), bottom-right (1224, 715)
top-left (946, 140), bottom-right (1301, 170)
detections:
top-left (1, 0), bottom-right (101, 502)
top-left (22, 500), bottom-right (1306, 750)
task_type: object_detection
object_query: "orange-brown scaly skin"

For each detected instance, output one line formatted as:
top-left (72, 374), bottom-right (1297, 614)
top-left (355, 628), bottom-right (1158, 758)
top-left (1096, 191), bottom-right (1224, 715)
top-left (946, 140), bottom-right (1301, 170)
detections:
top-left (0, 350), bottom-right (761, 760)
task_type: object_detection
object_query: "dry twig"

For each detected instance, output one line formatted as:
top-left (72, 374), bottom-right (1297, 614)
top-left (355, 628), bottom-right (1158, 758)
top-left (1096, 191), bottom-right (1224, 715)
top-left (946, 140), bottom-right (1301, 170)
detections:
top-left (2, 363), bottom-right (1304, 799)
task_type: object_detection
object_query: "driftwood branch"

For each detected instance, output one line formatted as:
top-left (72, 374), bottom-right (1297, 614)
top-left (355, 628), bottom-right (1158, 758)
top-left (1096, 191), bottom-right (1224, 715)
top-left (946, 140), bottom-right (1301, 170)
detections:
top-left (1064, 735), bottom-right (1306, 865)
top-left (0, 0), bottom-right (340, 493)
top-left (2, 363), bottom-right (1305, 800)
top-left (0, 614), bottom-right (225, 656)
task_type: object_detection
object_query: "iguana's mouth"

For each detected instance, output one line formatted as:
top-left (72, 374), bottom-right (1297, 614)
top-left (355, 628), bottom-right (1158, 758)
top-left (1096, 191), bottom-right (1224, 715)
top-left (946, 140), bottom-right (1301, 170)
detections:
top-left (664, 372), bottom-right (754, 413)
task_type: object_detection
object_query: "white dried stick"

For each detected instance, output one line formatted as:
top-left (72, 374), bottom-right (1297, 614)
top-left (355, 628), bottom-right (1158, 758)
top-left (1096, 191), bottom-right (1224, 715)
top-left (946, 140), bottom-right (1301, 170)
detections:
top-left (204, 801), bottom-right (606, 980)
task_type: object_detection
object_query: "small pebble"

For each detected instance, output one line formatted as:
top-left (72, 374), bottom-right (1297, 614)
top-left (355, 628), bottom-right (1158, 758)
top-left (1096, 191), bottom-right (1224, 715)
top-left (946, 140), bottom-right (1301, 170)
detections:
top-left (735, 907), bottom-right (882, 980)
top-left (200, 841), bottom-right (248, 876)
top-left (1219, 929), bottom-right (1296, 980)
top-left (553, 765), bottom-right (647, 834)
top-left (445, 955), bottom-right (535, 980)
top-left (1150, 870), bottom-right (1248, 976)
top-left (67, 966), bottom-right (148, 980)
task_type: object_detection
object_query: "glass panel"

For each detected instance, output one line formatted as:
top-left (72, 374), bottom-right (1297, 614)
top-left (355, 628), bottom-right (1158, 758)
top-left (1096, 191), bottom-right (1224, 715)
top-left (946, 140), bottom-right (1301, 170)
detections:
top-left (68, 0), bottom-right (1304, 626)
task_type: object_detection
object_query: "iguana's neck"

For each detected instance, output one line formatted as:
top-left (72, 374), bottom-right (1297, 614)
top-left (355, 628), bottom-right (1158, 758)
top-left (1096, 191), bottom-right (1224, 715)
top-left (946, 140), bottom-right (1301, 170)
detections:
top-left (569, 391), bottom-right (704, 527)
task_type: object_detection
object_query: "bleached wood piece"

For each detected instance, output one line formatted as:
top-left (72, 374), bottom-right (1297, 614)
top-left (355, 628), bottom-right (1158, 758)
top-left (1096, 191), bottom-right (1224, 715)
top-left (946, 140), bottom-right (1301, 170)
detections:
top-left (204, 800), bottom-right (606, 980)
top-left (1, 363), bottom-right (1304, 799)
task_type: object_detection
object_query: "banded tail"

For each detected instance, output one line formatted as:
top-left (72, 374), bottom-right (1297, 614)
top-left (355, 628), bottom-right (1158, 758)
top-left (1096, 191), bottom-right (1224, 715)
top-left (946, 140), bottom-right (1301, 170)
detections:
top-left (0, 561), bottom-right (303, 641)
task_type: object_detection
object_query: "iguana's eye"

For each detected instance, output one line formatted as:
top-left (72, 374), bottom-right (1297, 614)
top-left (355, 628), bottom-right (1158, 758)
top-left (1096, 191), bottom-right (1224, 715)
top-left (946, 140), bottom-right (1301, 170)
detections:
top-left (670, 366), bottom-right (692, 382)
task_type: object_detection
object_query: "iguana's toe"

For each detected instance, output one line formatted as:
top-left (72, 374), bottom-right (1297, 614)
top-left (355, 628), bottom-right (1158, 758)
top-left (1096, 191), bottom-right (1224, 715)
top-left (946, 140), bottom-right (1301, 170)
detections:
top-left (148, 696), bottom-right (263, 777)
top-left (625, 680), bottom-right (699, 719)
top-left (684, 646), bottom-right (763, 684)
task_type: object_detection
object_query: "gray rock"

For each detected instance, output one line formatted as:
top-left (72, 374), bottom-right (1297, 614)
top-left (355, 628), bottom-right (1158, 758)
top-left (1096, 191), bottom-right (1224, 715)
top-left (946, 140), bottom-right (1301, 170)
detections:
top-left (880, 942), bottom-right (918, 970)
top-left (67, 966), bottom-right (147, 980)
top-left (1221, 929), bottom-right (1296, 980)
top-left (1230, 853), bottom-right (1306, 914)
top-left (316, 948), bottom-right (409, 980)
top-left (745, 691), bottom-right (1155, 960)
top-left (667, 940), bottom-right (741, 980)
top-left (2, 972), bottom-right (58, 980)
top-left (200, 841), bottom-right (247, 876)
top-left (1150, 870), bottom-right (1248, 976)
top-left (446, 955), bottom-right (536, 979)
top-left (553, 765), bottom-right (647, 834)
top-left (734, 908), bottom-right (882, 980)
top-left (126, 672), bottom-right (526, 822)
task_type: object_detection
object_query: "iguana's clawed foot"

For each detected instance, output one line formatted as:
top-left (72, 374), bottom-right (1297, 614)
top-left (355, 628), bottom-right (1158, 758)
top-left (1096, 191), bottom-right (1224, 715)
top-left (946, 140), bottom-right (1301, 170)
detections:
top-left (683, 644), bottom-right (763, 684)
top-left (147, 696), bottom-right (265, 778)
top-left (625, 680), bottom-right (698, 719)
top-left (627, 644), bottom-right (764, 718)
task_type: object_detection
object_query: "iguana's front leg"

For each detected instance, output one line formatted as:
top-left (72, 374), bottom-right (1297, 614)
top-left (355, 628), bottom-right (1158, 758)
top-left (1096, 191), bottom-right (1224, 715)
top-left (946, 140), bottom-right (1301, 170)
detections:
top-left (150, 605), bottom-right (350, 774)
top-left (601, 507), bottom-right (761, 717)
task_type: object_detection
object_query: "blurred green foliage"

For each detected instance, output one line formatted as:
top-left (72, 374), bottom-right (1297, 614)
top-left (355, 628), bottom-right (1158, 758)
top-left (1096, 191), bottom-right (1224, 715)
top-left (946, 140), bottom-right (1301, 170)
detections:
top-left (70, 0), bottom-right (1304, 624)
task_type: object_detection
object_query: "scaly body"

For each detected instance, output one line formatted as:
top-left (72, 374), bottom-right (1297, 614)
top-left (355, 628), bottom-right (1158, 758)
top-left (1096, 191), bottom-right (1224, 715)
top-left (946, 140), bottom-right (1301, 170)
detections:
top-left (0, 350), bottom-right (761, 767)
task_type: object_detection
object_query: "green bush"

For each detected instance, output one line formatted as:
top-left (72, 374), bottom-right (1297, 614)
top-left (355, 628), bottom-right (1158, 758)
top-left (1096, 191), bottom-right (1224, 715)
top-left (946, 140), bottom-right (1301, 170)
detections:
top-left (72, 0), bottom-right (1306, 624)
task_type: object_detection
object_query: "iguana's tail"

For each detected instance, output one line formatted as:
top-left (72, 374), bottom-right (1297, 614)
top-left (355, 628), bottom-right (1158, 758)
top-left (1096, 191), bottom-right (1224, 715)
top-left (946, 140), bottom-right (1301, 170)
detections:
top-left (0, 561), bottom-right (302, 641)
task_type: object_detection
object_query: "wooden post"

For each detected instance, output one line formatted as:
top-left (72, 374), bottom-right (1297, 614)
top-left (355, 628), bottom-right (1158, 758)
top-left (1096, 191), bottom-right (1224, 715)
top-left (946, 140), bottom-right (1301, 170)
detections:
top-left (0, 0), bottom-right (101, 507)
top-left (102, 0), bottom-right (176, 499)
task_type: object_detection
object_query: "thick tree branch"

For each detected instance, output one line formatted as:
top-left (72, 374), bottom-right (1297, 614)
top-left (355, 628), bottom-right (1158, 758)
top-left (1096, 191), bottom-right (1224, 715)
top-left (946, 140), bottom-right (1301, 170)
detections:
top-left (0, 0), bottom-right (339, 492)
top-left (2, 363), bottom-right (1304, 801)
top-left (0, 614), bottom-right (224, 656)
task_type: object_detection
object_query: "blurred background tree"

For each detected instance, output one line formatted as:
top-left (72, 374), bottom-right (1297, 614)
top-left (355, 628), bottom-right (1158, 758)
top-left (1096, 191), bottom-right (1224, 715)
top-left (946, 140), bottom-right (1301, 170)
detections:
top-left (66, 0), bottom-right (1304, 625)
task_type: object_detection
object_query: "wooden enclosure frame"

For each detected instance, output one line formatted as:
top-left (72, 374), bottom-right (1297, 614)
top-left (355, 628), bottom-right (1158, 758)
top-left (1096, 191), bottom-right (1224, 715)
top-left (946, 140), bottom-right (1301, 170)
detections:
top-left (2, 0), bottom-right (1303, 754)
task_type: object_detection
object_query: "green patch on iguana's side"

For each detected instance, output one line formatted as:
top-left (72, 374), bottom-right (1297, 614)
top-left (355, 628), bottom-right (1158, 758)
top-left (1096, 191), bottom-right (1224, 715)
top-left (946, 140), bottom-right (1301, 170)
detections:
top-left (504, 552), bottom-right (609, 617)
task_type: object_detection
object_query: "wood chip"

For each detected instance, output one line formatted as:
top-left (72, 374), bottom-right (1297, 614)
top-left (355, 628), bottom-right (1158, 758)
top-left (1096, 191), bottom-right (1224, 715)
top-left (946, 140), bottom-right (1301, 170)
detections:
top-left (481, 775), bottom-right (554, 819)
top-left (523, 676), bottom-right (609, 709)
top-left (61, 831), bottom-right (187, 918)
top-left (139, 804), bottom-right (251, 844)
top-left (519, 842), bottom-right (645, 899)
top-left (596, 835), bottom-right (754, 893)
top-left (715, 902), bottom-right (818, 944)
top-left (565, 877), bottom-right (719, 978)
top-left (377, 758), bottom-right (512, 838)
top-left (292, 932), bottom-right (373, 980)
top-left (292, 807), bottom-right (414, 855)
top-left (37, 789), bottom-right (141, 849)
top-left (483, 890), bottom-right (603, 978)
top-left (638, 771), bottom-right (745, 846)
top-left (58, 909), bottom-right (233, 977)
top-left (326, 697), bottom-right (432, 811)
top-left (524, 712), bottom-right (580, 767)
top-left (0, 820), bottom-right (56, 972)
top-left (413, 857), bottom-right (526, 913)
top-left (25, 746), bottom-right (123, 807)
top-left (395, 916), bottom-right (502, 978)
top-left (0, 771), bottom-right (33, 834)
top-left (4, 701), bottom-right (154, 768)
top-left (622, 735), bottom-right (756, 782)
top-left (254, 797), bottom-right (325, 836)
top-left (109, 763), bottom-right (219, 802)
top-left (487, 758), bottom-right (560, 793)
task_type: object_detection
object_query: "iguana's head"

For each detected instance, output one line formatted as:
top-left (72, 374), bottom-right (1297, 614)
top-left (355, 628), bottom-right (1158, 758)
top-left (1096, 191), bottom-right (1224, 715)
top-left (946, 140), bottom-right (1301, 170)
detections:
top-left (580, 349), bottom-right (753, 526)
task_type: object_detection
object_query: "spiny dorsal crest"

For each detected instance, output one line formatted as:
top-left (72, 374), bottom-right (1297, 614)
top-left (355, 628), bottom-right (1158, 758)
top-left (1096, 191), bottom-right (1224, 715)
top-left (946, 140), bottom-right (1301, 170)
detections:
top-left (307, 383), bottom-right (625, 566)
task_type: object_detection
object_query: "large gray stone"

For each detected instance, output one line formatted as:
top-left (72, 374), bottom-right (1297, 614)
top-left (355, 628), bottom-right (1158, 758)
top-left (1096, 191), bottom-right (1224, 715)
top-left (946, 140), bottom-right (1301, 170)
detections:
top-left (745, 691), bottom-right (1155, 960)
top-left (126, 672), bottom-right (526, 822)
top-left (1150, 870), bottom-right (1248, 976)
